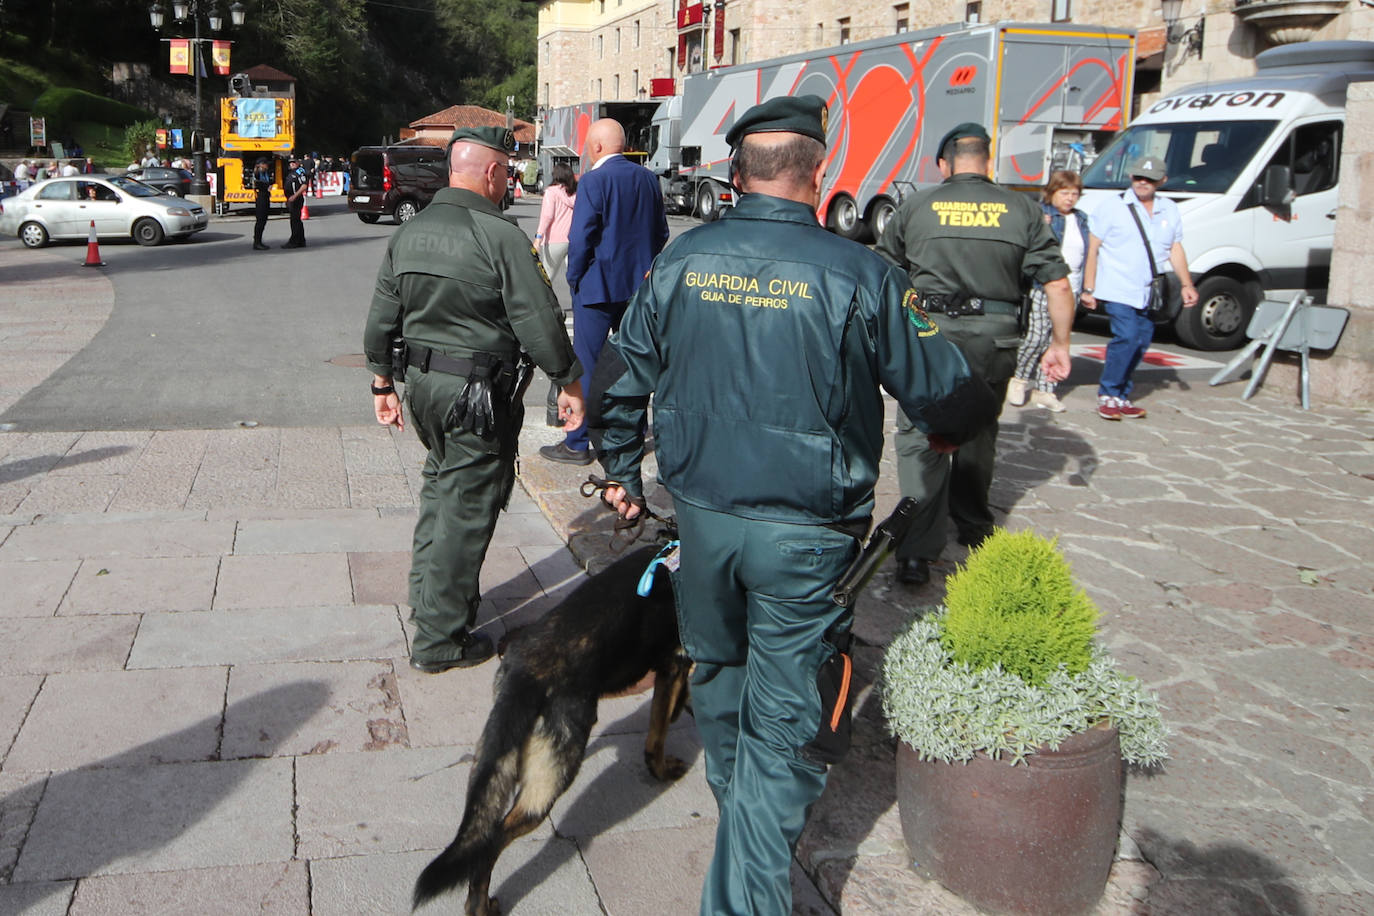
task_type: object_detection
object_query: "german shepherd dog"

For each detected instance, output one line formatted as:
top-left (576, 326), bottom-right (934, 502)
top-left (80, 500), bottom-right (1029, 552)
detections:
top-left (413, 544), bottom-right (693, 914)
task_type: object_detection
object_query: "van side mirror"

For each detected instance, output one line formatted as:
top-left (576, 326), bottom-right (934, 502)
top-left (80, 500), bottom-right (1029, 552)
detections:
top-left (1261, 164), bottom-right (1295, 207)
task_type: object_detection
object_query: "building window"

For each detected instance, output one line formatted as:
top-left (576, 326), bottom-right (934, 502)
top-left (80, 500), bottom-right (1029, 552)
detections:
top-left (966, 2), bottom-right (981, 23)
top-left (597, 34), bottom-right (604, 58)
top-left (729, 27), bottom-right (741, 65)
top-left (632, 69), bottom-right (639, 96)
top-left (615, 28), bottom-right (621, 53)
top-left (1051, 0), bottom-right (1071, 21)
top-left (815, 22), bottom-right (824, 43)
top-left (543, 42), bottom-right (549, 63)
top-left (543, 82), bottom-right (549, 106)
top-left (635, 19), bottom-right (641, 47)
top-left (598, 0), bottom-right (605, 12)
top-left (839, 17), bottom-right (851, 44)
top-left (613, 74), bottom-right (620, 98)
top-left (596, 78), bottom-right (603, 100)
top-left (894, 3), bottom-right (909, 32)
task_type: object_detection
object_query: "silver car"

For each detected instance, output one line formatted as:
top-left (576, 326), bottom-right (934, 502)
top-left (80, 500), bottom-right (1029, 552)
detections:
top-left (0, 176), bottom-right (209, 248)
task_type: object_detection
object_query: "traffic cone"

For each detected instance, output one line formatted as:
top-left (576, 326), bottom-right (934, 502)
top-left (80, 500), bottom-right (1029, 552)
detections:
top-left (514, 182), bottom-right (522, 199)
top-left (301, 199), bottom-right (310, 220)
top-left (83, 220), bottom-right (105, 267)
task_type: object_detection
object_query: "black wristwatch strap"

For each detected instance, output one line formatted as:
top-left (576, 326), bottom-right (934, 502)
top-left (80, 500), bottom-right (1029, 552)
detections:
top-left (370, 383), bottom-right (396, 396)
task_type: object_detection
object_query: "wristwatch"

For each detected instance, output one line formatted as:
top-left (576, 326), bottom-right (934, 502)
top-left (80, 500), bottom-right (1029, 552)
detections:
top-left (1082, 288), bottom-right (1094, 295)
top-left (370, 383), bottom-right (396, 396)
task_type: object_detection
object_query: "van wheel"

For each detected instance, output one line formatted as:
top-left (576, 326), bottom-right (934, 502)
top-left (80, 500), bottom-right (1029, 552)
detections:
top-left (869, 196), bottom-right (897, 241)
top-left (827, 194), bottom-right (868, 242)
top-left (395, 199), bottom-right (419, 223)
top-left (1175, 275), bottom-right (1253, 350)
top-left (357, 213), bottom-right (380, 224)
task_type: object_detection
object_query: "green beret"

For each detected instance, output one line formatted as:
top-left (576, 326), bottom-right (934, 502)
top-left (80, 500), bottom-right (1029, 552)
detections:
top-left (448, 126), bottom-right (516, 154)
top-left (724, 95), bottom-right (829, 148)
top-left (936, 122), bottom-right (991, 159)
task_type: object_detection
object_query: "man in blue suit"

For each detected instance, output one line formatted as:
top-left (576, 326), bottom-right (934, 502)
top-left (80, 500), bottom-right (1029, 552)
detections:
top-left (540, 118), bottom-right (669, 465)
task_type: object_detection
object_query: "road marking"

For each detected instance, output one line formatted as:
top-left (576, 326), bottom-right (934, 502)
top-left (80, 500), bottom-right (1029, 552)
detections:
top-left (1072, 344), bottom-right (1226, 371)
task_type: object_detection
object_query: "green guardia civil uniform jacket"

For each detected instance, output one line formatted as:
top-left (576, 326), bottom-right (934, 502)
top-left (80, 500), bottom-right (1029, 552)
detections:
top-left (598, 193), bottom-right (999, 525)
top-left (363, 187), bottom-right (580, 387)
top-left (876, 172), bottom-right (1069, 302)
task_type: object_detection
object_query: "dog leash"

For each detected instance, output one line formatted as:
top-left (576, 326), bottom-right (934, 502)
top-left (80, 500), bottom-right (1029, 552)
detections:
top-left (580, 474), bottom-right (677, 552)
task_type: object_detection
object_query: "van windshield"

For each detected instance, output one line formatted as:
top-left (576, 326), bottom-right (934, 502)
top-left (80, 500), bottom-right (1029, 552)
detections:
top-left (1082, 120), bottom-right (1279, 194)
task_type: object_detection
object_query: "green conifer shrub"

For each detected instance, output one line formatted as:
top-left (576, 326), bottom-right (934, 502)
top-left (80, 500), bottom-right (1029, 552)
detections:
top-left (940, 528), bottom-right (1099, 685)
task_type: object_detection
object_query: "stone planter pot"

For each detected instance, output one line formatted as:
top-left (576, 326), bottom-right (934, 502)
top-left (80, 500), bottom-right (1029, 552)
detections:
top-left (895, 721), bottom-right (1123, 916)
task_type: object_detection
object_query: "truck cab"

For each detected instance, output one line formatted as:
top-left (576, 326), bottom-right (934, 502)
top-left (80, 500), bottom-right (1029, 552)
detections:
top-left (1079, 40), bottom-right (1371, 350)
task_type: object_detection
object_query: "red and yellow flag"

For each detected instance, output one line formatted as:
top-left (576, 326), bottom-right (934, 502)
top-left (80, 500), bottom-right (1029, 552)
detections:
top-left (169, 39), bottom-right (190, 75)
top-left (212, 40), bottom-right (231, 76)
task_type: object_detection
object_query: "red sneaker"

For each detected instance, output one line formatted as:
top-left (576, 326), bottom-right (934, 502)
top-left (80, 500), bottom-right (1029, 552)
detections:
top-left (1116, 399), bottom-right (1147, 419)
top-left (1097, 396), bottom-right (1122, 420)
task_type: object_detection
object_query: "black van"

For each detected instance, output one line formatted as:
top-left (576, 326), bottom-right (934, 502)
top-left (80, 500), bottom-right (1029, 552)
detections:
top-left (348, 145), bottom-right (447, 224)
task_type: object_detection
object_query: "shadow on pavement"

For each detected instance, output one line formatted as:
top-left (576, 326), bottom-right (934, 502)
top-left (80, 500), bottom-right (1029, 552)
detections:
top-left (0, 680), bottom-right (329, 907)
top-left (1130, 827), bottom-right (1310, 915)
top-left (0, 446), bottom-right (132, 485)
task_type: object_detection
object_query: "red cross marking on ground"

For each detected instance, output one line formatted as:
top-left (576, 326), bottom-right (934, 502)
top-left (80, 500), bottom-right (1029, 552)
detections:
top-left (1078, 346), bottom-right (1188, 368)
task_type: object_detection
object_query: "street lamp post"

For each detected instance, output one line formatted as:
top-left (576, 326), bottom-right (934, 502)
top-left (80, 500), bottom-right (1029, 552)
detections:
top-left (149, 1), bottom-right (246, 201)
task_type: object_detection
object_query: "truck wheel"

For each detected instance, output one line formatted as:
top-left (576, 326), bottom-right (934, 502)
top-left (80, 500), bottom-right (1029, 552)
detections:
top-left (869, 197), bottom-right (897, 241)
top-left (1174, 275), bottom-right (1253, 351)
top-left (395, 199), bottom-right (419, 223)
top-left (357, 213), bottom-right (380, 224)
top-left (133, 218), bottom-right (164, 247)
top-left (696, 183), bottom-right (721, 222)
top-left (827, 194), bottom-right (867, 241)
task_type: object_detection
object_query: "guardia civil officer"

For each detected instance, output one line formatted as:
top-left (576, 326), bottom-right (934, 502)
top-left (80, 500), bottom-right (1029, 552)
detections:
top-left (281, 155), bottom-right (307, 249)
top-left (598, 97), bottom-right (997, 916)
top-left (251, 157), bottom-right (273, 251)
top-left (876, 122), bottom-right (1074, 586)
top-left (363, 127), bottom-right (586, 672)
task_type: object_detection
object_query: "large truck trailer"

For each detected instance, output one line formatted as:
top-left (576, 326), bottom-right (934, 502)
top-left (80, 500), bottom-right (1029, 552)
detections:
top-left (536, 100), bottom-right (662, 184)
top-left (660, 20), bottom-right (1136, 241)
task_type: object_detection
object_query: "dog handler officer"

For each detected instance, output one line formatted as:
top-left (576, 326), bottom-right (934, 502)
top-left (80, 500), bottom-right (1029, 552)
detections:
top-left (364, 126), bottom-right (585, 672)
top-left (597, 97), bottom-right (998, 915)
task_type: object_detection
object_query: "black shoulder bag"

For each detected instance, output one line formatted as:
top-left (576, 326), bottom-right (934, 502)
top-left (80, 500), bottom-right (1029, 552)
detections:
top-left (1126, 202), bottom-right (1182, 325)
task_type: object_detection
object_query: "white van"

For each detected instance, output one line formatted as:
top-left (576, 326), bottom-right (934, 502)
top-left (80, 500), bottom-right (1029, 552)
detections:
top-left (1079, 40), bottom-right (1373, 350)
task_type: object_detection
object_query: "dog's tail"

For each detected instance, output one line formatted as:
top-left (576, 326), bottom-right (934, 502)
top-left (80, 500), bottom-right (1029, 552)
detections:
top-left (412, 668), bottom-right (544, 909)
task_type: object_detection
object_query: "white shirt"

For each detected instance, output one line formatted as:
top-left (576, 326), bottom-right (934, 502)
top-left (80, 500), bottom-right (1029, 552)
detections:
top-left (1060, 211), bottom-right (1085, 294)
top-left (14, 163), bottom-right (29, 180)
top-left (1091, 190), bottom-right (1184, 310)
top-left (590, 152), bottom-right (622, 170)
top-left (60, 164), bottom-right (78, 177)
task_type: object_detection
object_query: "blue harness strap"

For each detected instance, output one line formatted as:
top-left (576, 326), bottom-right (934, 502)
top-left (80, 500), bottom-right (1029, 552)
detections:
top-left (636, 539), bottom-right (681, 597)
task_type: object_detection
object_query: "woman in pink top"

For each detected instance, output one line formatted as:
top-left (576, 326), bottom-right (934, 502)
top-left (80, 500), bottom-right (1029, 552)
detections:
top-left (535, 163), bottom-right (577, 280)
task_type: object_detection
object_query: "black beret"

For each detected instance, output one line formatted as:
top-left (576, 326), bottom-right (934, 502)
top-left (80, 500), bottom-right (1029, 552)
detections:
top-left (448, 126), bottom-right (516, 154)
top-left (724, 95), bottom-right (829, 148)
top-left (936, 122), bottom-right (991, 159)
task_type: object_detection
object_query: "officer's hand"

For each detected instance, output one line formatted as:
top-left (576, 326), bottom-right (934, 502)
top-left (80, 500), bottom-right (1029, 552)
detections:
top-left (375, 392), bottom-right (404, 431)
top-left (603, 485), bottom-right (643, 521)
top-left (558, 379), bottom-right (586, 432)
top-left (927, 434), bottom-right (957, 454)
top-left (1080, 292), bottom-right (1097, 311)
top-left (1040, 344), bottom-right (1072, 383)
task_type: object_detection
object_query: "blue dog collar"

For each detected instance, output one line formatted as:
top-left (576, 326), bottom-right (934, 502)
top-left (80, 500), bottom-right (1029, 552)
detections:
top-left (637, 540), bottom-right (681, 597)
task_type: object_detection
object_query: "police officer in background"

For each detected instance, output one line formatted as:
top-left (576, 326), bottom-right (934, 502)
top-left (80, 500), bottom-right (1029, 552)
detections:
top-left (598, 97), bottom-right (997, 915)
top-left (251, 157), bottom-right (273, 251)
top-left (876, 122), bottom-right (1074, 586)
top-left (282, 155), bottom-right (308, 249)
top-left (364, 126), bottom-right (586, 672)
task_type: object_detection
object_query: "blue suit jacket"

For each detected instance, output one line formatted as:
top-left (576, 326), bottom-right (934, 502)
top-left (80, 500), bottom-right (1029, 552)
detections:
top-left (565, 155), bottom-right (669, 308)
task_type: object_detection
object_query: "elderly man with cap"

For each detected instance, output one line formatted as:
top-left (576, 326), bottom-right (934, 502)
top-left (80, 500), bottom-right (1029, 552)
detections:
top-left (363, 126), bottom-right (586, 672)
top-left (1080, 156), bottom-right (1197, 419)
top-left (876, 121), bottom-right (1074, 586)
top-left (598, 96), bottom-right (996, 915)
top-left (281, 154), bottom-right (309, 249)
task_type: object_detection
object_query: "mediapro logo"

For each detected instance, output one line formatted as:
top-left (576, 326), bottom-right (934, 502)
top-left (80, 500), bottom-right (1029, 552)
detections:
top-left (949, 66), bottom-right (978, 87)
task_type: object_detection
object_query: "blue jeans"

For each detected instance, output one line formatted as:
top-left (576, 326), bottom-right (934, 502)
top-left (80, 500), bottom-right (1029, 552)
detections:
top-left (1098, 301), bottom-right (1154, 399)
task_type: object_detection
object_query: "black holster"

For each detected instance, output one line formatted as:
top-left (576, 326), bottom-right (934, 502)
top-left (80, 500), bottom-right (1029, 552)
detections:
top-left (389, 337), bottom-right (408, 384)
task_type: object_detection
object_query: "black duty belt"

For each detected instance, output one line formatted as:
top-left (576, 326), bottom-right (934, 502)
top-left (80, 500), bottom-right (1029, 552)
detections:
top-left (916, 293), bottom-right (1018, 318)
top-left (407, 345), bottom-right (515, 379)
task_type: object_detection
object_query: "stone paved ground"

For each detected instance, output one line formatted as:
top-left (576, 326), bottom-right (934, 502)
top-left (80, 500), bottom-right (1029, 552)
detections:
top-left (1, 239), bottom-right (1371, 913)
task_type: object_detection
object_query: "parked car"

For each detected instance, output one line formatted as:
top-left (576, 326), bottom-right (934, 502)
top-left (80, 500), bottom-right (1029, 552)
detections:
top-left (124, 166), bottom-right (195, 196)
top-left (347, 145), bottom-right (447, 224)
top-left (0, 162), bottom-right (17, 199)
top-left (0, 176), bottom-right (209, 248)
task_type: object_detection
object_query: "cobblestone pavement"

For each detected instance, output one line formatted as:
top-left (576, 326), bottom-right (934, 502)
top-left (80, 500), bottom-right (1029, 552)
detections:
top-left (1, 240), bottom-right (1371, 914)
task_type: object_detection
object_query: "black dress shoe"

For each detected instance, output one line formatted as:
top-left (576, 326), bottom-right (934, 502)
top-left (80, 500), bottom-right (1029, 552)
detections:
top-left (957, 529), bottom-right (994, 550)
top-left (895, 558), bottom-right (930, 586)
top-left (539, 442), bottom-right (595, 466)
top-left (252, 242), bottom-right (269, 250)
top-left (281, 241), bottom-right (303, 249)
top-left (409, 632), bottom-right (495, 673)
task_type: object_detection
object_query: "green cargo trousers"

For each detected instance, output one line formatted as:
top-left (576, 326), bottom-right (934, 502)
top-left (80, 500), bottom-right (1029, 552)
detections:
top-left (404, 366), bottom-right (519, 665)
top-left (894, 311), bottom-right (1017, 563)
top-left (673, 501), bottom-right (858, 916)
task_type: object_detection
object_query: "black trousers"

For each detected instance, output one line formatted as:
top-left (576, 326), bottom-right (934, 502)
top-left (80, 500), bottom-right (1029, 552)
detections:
top-left (253, 197), bottom-right (269, 244)
top-left (287, 199), bottom-right (305, 244)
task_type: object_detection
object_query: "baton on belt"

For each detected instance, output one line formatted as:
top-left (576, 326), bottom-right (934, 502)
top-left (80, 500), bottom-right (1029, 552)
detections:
top-left (831, 497), bottom-right (918, 607)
